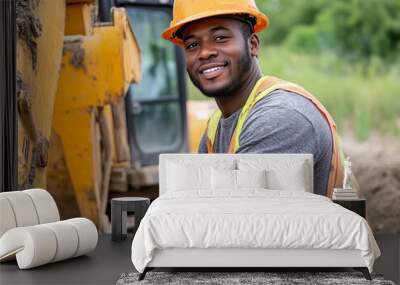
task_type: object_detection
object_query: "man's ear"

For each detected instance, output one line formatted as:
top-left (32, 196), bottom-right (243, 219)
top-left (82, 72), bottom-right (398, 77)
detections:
top-left (248, 33), bottom-right (260, 57)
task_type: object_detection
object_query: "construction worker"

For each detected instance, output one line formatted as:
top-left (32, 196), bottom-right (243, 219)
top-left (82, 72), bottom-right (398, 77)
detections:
top-left (162, 0), bottom-right (344, 197)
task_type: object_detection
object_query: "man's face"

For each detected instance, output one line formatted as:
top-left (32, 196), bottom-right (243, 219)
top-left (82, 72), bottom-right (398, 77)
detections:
top-left (182, 17), bottom-right (253, 98)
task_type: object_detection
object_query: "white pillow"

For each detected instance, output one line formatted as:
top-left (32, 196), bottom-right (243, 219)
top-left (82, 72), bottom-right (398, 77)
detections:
top-left (237, 159), bottom-right (309, 192)
top-left (167, 163), bottom-right (210, 191)
top-left (166, 160), bottom-right (236, 192)
top-left (267, 168), bottom-right (307, 192)
top-left (236, 169), bottom-right (267, 189)
top-left (211, 168), bottom-right (236, 190)
top-left (211, 169), bottom-right (268, 191)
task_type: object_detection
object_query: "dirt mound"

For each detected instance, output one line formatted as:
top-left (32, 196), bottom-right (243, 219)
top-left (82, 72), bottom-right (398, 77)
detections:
top-left (342, 132), bottom-right (400, 234)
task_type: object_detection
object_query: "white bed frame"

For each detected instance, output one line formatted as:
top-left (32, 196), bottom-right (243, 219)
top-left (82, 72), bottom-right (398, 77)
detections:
top-left (140, 154), bottom-right (371, 280)
top-left (148, 248), bottom-right (365, 268)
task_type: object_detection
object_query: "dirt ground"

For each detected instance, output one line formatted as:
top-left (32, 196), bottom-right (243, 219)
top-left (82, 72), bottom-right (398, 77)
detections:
top-left (342, 132), bottom-right (400, 234)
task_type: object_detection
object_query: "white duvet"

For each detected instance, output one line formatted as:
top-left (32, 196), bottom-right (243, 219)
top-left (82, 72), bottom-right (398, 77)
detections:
top-left (131, 190), bottom-right (380, 273)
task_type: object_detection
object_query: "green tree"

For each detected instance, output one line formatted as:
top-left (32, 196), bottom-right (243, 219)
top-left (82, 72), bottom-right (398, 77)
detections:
top-left (315, 0), bottom-right (400, 60)
top-left (258, 0), bottom-right (328, 44)
top-left (257, 0), bottom-right (400, 61)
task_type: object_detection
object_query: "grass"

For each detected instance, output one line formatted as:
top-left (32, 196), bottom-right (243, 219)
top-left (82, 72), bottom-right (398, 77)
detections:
top-left (187, 46), bottom-right (400, 140)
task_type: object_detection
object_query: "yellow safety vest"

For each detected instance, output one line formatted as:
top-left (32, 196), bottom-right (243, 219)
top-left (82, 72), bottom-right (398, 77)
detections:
top-left (205, 75), bottom-right (345, 198)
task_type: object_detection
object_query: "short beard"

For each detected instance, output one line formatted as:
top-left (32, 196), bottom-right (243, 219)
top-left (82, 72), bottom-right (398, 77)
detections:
top-left (188, 43), bottom-right (253, 98)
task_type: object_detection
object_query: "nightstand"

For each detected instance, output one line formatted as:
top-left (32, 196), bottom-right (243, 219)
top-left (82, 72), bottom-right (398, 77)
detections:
top-left (332, 199), bottom-right (366, 218)
top-left (111, 197), bottom-right (150, 242)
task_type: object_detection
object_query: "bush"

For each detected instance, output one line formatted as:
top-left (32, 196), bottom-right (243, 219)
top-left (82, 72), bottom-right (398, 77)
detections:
top-left (257, 0), bottom-right (400, 61)
top-left (258, 0), bottom-right (328, 44)
top-left (284, 25), bottom-right (321, 53)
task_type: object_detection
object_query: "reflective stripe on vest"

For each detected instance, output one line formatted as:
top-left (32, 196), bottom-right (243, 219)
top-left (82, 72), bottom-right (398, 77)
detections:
top-left (205, 75), bottom-right (344, 197)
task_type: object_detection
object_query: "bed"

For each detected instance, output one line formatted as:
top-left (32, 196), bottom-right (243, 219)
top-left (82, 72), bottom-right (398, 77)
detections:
top-left (131, 154), bottom-right (380, 280)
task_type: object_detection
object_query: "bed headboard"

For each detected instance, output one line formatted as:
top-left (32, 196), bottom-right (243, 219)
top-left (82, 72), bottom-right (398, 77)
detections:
top-left (159, 153), bottom-right (313, 196)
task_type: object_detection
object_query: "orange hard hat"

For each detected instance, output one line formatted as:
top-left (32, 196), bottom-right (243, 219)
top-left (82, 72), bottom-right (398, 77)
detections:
top-left (162, 0), bottom-right (269, 45)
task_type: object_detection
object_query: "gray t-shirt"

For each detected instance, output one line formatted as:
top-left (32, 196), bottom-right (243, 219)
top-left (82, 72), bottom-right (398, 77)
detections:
top-left (198, 89), bottom-right (333, 196)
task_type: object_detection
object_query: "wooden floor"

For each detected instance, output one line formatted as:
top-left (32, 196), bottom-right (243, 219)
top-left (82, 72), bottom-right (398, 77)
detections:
top-left (0, 234), bottom-right (398, 285)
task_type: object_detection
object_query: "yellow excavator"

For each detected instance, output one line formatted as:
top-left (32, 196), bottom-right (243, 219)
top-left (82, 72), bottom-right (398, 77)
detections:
top-left (16, 0), bottom-right (212, 231)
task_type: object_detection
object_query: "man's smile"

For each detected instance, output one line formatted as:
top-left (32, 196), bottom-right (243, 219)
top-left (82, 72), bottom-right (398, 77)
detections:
top-left (198, 61), bottom-right (228, 79)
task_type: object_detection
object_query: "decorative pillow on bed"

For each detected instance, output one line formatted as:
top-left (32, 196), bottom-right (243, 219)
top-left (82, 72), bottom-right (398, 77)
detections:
top-left (237, 159), bottom-right (310, 192)
top-left (267, 168), bottom-right (307, 191)
top-left (211, 168), bottom-right (236, 190)
top-left (167, 163), bottom-right (209, 191)
top-left (167, 160), bottom-right (235, 192)
top-left (211, 169), bottom-right (268, 191)
top-left (236, 169), bottom-right (268, 189)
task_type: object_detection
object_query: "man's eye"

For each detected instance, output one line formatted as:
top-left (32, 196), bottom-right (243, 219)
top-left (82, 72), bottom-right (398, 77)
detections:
top-left (215, 36), bottom-right (228, 42)
top-left (185, 42), bottom-right (198, 50)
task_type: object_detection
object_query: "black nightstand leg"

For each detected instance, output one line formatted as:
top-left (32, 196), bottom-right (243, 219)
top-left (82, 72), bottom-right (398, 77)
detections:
top-left (111, 201), bottom-right (123, 242)
top-left (138, 268), bottom-right (148, 281)
top-left (354, 267), bottom-right (372, 280)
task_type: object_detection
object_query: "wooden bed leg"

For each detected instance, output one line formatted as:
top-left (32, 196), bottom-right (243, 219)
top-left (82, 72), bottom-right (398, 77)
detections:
top-left (354, 267), bottom-right (372, 280)
top-left (138, 268), bottom-right (147, 281)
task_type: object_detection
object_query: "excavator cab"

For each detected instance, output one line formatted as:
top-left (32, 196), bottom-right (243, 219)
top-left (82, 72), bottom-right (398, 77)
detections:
top-left (114, 0), bottom-right (189, 167)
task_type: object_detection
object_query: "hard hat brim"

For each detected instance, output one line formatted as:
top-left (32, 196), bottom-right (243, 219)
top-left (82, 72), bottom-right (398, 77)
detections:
top-left (161, 8), bottom-right (269, 45)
